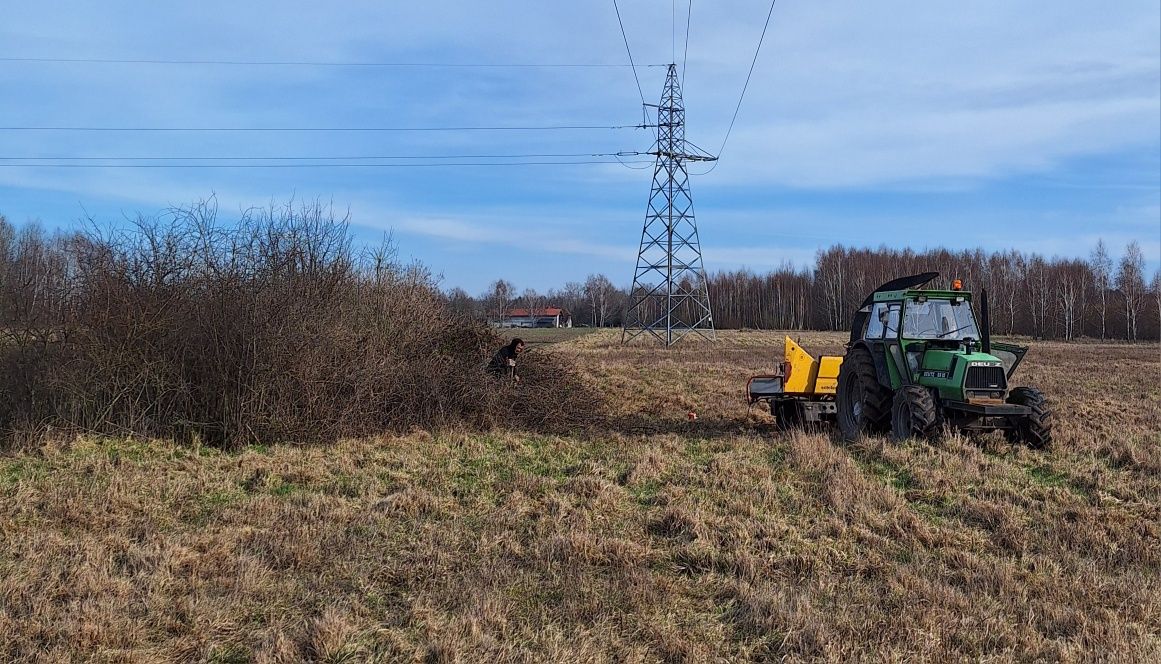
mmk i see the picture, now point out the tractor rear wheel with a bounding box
[890,386,939,442]
[836,346,892,441]
[1005,387,1053,449]
[772,398,802,432]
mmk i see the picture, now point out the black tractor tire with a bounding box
[836,346,892,441]
[1005,387,1053,449]
[772,399,802,432]
[890,385,939,442]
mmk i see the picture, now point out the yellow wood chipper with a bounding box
[747,336,843,430]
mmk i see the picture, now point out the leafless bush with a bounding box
[0,201,601,449]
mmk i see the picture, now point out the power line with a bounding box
[614,154,654,170]
[0,56,668,68]
[681,0,693,89]
[0,159,654,169]
[612,0,646,110]
[0,151,644,161]
[0,124,644,133]
[713,0,777,160]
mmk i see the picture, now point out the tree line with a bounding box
[457,241,1161,341]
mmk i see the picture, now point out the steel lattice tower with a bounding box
[622,64,717,345]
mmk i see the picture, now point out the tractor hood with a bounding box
[923,349,1004,371]
[920,342,1029,382]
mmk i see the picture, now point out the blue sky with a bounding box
[2,1,1158,293]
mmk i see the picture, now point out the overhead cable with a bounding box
[612,0,647,111]
[714,0,776,160]
[0,56,668,68]
[682,0,693,88]
[615,154,654,170]
[0,124,644,133]
[0,151,644,161]
[0,159,654,169]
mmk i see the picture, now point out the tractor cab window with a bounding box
[865,302,901,339]
[885,304,900,337]
[902,297,980,340]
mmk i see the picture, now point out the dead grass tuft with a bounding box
[648,506,708,543]
[376,487,442,518]
[311,609,366,662]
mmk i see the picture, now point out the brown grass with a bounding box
[495,327,600,346]
[2,331,1159,661]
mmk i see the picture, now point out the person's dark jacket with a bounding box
[488,344,519,378]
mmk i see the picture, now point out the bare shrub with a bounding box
[0,200,601,449]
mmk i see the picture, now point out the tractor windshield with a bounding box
[902,297,980,340]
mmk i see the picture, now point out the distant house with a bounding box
[492,307,572,328]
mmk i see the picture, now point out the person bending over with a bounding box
[488,337,525,383]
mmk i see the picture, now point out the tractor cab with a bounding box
[899,293,978,343]
[870,290,980,348]
[860,284,1029,390]
[865,288,1006,402]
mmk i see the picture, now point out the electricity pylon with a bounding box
[622,63,717,346]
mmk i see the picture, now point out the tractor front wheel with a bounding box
[836,346,891,441]
[891,386,939,442]
[1005,387,1053,449]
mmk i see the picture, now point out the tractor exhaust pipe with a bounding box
[981,289,992,355]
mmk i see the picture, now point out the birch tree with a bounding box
[1116,241,1146,341]
[1090,240,1112,339]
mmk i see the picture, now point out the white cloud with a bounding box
[387,214,635,262]
[3,0,1157,194]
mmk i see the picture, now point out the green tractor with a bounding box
[836,273,1052,447]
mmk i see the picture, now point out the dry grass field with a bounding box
[2,331,1159,662]
[496,327,599,345]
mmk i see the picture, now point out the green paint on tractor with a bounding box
[836,273,1053,447]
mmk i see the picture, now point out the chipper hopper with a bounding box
[748,273,1052,448]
